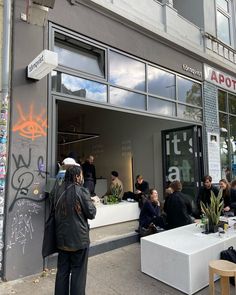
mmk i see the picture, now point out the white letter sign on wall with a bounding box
[27,50,58,80]
[204,64,236,93]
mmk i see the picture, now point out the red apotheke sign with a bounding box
[204,64,236,93]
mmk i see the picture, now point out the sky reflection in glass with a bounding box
[110,87,146,110]
[55,43,105,77]
[217,11,230,45]
[148,96,176,116]
[216,0,228,12]
[148,66,175,99]
[177,77,202,107]
[109,51,145,91]
[61,74,107,102]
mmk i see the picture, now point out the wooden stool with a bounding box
[209,260,236,295]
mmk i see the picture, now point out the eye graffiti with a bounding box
[13,104,47,140]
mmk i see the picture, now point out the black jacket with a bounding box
[135,180,149,195]
[139,200,160,228]
[82,161,96,184]
[55,183,96,251]
[196,185,219,216]
[165,191,193,229]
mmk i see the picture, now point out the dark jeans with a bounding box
[84,180,95,196]
[54,248,89,295]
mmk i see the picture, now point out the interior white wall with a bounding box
[58,102,189,200]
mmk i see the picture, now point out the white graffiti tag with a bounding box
[10,210,34,254]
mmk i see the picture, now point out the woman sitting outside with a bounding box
[230,180,236,215]
[219,179,235,216]
[165,180,193,229]
[139,189,164,236]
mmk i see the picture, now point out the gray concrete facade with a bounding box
[1,0,236,281]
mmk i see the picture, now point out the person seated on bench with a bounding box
[123,175,149,208]
[105,171,124,201]
[165,180,194,229]
[139,188,164,236]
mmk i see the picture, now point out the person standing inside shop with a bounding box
[134,175,149,208]
[196,175,219,217]
[82,155,96,196]
[54,166,96,295]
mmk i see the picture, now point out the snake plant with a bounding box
[200,188,224,227]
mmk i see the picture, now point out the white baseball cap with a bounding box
[62,157,80,166]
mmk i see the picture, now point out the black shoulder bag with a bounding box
[42,185,72,258]
[220,246,236,285]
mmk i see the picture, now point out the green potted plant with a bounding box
[200,189,224,233]
[104,184,122,205]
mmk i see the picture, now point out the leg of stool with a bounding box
[209,267,215,295]
[234,274,236,295]
[220,276,230,295]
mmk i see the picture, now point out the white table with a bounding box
[89,201,139,228]
[141,223,236,294]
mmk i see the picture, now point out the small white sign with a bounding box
[207,132,221,183]
[27,49,58,80]
[204,64,236,93]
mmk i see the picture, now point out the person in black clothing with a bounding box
[163,187,173,214]
[230,180,236,215]
[165,180,193,229]
[139,188,164,232]
[196,175,219,217]
[219,178,231,211]
[82,155,96,196]
[54,166,96,295]
[134,175,149,209]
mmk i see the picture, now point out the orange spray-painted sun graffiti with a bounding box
[13,104,47,140]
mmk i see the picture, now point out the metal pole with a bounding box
[0,0,12,278]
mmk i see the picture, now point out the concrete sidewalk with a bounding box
[0,243,221,295]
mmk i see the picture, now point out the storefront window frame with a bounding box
[49,25,203,124]
[51,28,108,82]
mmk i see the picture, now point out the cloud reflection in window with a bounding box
[109,51,145,91]
[148,66,176,99]
[110,87,146,110]
[61,74,107,103]
[148,96,176,116]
